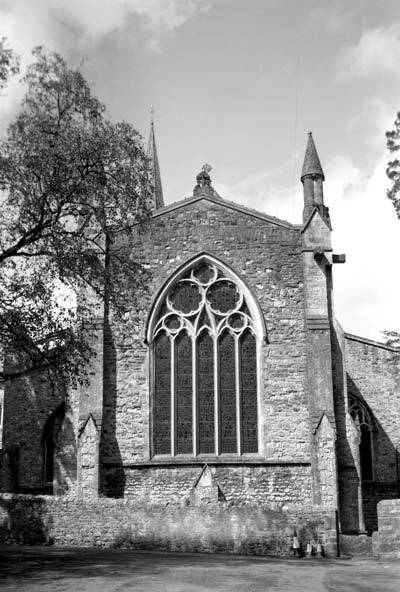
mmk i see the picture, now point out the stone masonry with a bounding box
[1,132,400,556]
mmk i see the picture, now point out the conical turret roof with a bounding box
[147,115,164,210]
[301,132,324,181]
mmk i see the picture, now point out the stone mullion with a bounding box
[192,334,197,456]
[235,333,241,456]
[171,334,176,456]
[214,333,219,456]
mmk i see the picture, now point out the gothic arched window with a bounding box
[150,258,262,457]
[348,394,374,481]
[42,403,65,485]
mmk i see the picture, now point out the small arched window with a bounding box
[348,394,374,481]
[42,403,65,485]
[150,258,262,457]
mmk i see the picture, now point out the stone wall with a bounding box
[102,199,310,470]
[0,493,337,557]
[345,335,400,531]
[332,329,400,533]
[0,358,78,494]
[0,197,324,511]
[103,463,313,506]
[372,499,400,559]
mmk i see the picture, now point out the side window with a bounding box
[42,403,65,485]
[150,259,261,457]
[348,394,374,481]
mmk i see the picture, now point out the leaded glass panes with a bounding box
[197,332,215,454]
[165,315,181,331]
[240,330,258,453]
[169,282,201,314]
[154,332,171,454]
[360,425,373,481]
[151,259,260,457]
[193,263,216,284]
[207,280,240,314]
[175,332,193,454]
[219,331,237,453]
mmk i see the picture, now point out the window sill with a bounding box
[104,456,311,469]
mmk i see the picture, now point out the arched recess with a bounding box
[148,254,265,457]
[42,402,65,487]
[348,394,374,481]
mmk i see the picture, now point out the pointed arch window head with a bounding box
[150,257,262,457]
[348,394,374,481]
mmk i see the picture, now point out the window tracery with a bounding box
[348,394,374,481]
[151,259,260,456]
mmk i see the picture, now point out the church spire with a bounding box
[147,107,164,210]
[301,132,326,223]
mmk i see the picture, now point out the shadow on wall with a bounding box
[331,329,361,533]
[0,364,76,496]
[48,403,77,496]
[101,317,125,497]
[0,495,53,545]
[110,505,333,557]
[347,375,400,533]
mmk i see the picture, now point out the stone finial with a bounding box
[193,163,222,198]
[196,163,212,186]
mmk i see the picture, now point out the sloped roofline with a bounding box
[151,193,300,230]
[345,332,399,352]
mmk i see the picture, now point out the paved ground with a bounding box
[0,545,400,592]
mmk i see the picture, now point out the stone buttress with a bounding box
[301,133,338,510]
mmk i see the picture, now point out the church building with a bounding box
[1,125,399,552]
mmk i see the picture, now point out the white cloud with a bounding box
[346,96,395,150]
[216,156,303,225]
[327,153,400,341]
[52,0,211,48]
[1,0,211,56]
[337,24,400,78]
[310,4,356,34]
[0,0,211,128]
[217,149,400,342]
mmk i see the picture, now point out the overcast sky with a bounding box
[1,0,400,341]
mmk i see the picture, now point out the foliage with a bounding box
[386,112,400,217]
[381,330,400,349]
[384,118,400,345]
[0,47,152,383]
[0,38,19,89]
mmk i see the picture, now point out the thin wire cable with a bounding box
[292,56,300,221]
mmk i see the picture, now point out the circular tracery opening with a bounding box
[164,314,182,332]
[228,312,246,330]
[192,262,217,285]
[206,279,241,314]
[168,280,202,315]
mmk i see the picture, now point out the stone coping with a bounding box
[103,458,312,469]
[345,332,399,352]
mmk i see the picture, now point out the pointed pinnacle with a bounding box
[301,132,325,181]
